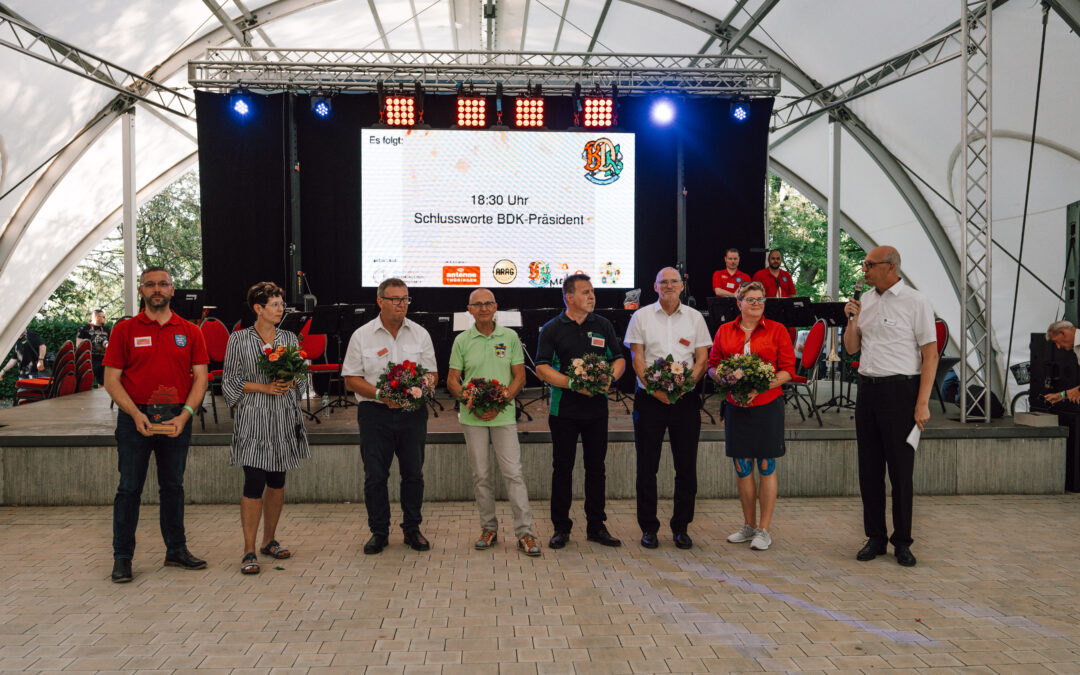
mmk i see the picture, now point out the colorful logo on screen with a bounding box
[528,261,551,287]
[598,262,621,285]
[582,138,624,186]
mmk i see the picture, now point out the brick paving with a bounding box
[1,495,1079,673]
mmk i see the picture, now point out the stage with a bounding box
[0,387,1066,505]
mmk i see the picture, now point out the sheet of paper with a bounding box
[906,424,921,452]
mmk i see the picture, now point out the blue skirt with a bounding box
[724,396,786,459]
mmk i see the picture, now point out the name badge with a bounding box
[679,337,691,347]
[883,317,898,327]
[590,336,606,348]
[727,282,735,289]
[134,336,152,348]
[377,347,389,357]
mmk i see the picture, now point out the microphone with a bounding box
[848,278,865,321]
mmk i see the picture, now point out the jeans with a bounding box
[113,406,193,559]
[357,402,427,536]
[548,414,609,533]
[632,390,701,534]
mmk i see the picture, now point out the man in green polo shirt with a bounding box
[447,288,540,556]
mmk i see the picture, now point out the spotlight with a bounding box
[230,91,251,117]
[456,95,487,127]
[515,97,544,128]
[731,101,750,122]
[583,96,615,128]
[384,94,416,127]
[311,95,331,119]
[650,98,675,126]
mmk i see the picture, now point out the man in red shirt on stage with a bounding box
[752,249,797,298]
[712,248,751,297]
[103,266,210,583]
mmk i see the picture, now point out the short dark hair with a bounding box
[726,248,740,256]
[768,248,782,256]
[377,278,407,297]
[93,308,105,315]
[563,273,591,296]
[140,266,171,282]
[246,281,285,311]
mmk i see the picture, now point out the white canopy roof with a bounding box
[1,0,1078,401]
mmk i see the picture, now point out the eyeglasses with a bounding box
[657,280,682,286]
[140,281,172,289]
[740,297,765,305]
[861,260,889,268]
[380,296,411,306]
[468,301,496,309]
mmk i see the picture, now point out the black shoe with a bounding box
[586,526,622,547]
[163,548,206,569]
[363,534,389,555]
[856,539,887,561]
[403,530,431,551]
[548,531,570,549]
[673,533,693,550]
[640,531,659,549]
[111,558,132,583]
[895,546,917,567]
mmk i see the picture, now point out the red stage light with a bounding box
[384,95,416,127]
[515,97,544,127]
[456,96,486,127]
[583,97,615,128]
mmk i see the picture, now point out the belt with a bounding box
[859,374,918,384]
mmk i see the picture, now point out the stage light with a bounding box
[311,95,331,119]
[384,95,416,127]
[582,96,615,128]
[650,98,675,126]
[731,101,750,122]
[515,96,544,127]
[456,95,487,127]
[230,92,251,117]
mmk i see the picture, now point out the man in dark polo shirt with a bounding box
[536,274,626,549]
[102,266,210,583]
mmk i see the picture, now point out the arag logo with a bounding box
[582,137,624,186]
[492,259,517,284]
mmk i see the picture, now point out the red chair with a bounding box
[199,318,230,424]
[75,367,95,393]
[785,319,827,426]
[55,367,78,397]
[299,332,342,417]
[16,340,74,397]
[932,318,949,412]
[17,360,75,404]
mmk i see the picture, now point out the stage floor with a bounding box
[0,495,1078,672]
[0,386,1057,446]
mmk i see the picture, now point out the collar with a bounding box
[373,316,415,335]
[558,311,594,324]
[135,310,181,326]
[651,300,684,315]
[873,278,906,297]
[729,316,770,333]
[465,322,505,339]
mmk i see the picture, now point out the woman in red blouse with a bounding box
[707,281,795,551]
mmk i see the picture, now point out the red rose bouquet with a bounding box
[568,352,614,396]
[376,360,434,411]
[459,378,511,417]
[642,354,695,402]
[257,344,309,381]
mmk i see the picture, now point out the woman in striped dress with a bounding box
[222,282,310,574]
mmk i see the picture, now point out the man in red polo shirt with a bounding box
[103,266,210,583]
[712,248,751,297]
[752,249,797,298]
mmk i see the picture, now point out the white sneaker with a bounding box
[750,529,772,550]
[727,524,757,543]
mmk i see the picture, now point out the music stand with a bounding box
[173,289,205,322]
[406,311,453,417]
[811,302,856,411]
[278,310,318,422]
[812,302,849,327]
[516,309,558,417]
[309,304,370,415]
[706,297,739,328]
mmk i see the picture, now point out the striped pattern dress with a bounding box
[222,327,310,471]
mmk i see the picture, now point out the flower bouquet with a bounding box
[712,353,775,406]
[257,344,309,382]
[459,378,511,417]
[642,354,695,402]
[568,352,614,396]
[376,360,434,411]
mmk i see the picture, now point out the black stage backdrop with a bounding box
[196,91,772,325]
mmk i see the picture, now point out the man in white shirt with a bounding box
[844,246,937,568]
[342,278,438,555]
[1044,320,1080,405]
[624,267,712,550]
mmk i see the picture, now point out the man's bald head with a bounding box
[469,288,495,304]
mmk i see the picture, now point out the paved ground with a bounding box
[1,495,1079,674]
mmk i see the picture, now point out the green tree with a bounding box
[766,174,865,300]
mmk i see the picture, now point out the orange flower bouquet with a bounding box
[257,344,309,381]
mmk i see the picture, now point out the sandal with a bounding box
[241,552,260,574]
[260,540,291,559]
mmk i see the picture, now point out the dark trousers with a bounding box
[854,377,918,548]
[548,414,608,533]
[357,402,427,536]
[113,407,193,559]
[632,390,701,534]
[91,356,105,386]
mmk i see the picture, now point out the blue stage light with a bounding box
[312,95,331,118]
[231,95,250,117]
[650,98,675,126]
[731,102,749,122]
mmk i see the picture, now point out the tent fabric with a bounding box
[1,0,1078,402]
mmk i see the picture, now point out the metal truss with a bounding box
[0,11,195,119]
[772,25,963,131]
[187,48,781,96]
[960,0,993,423]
